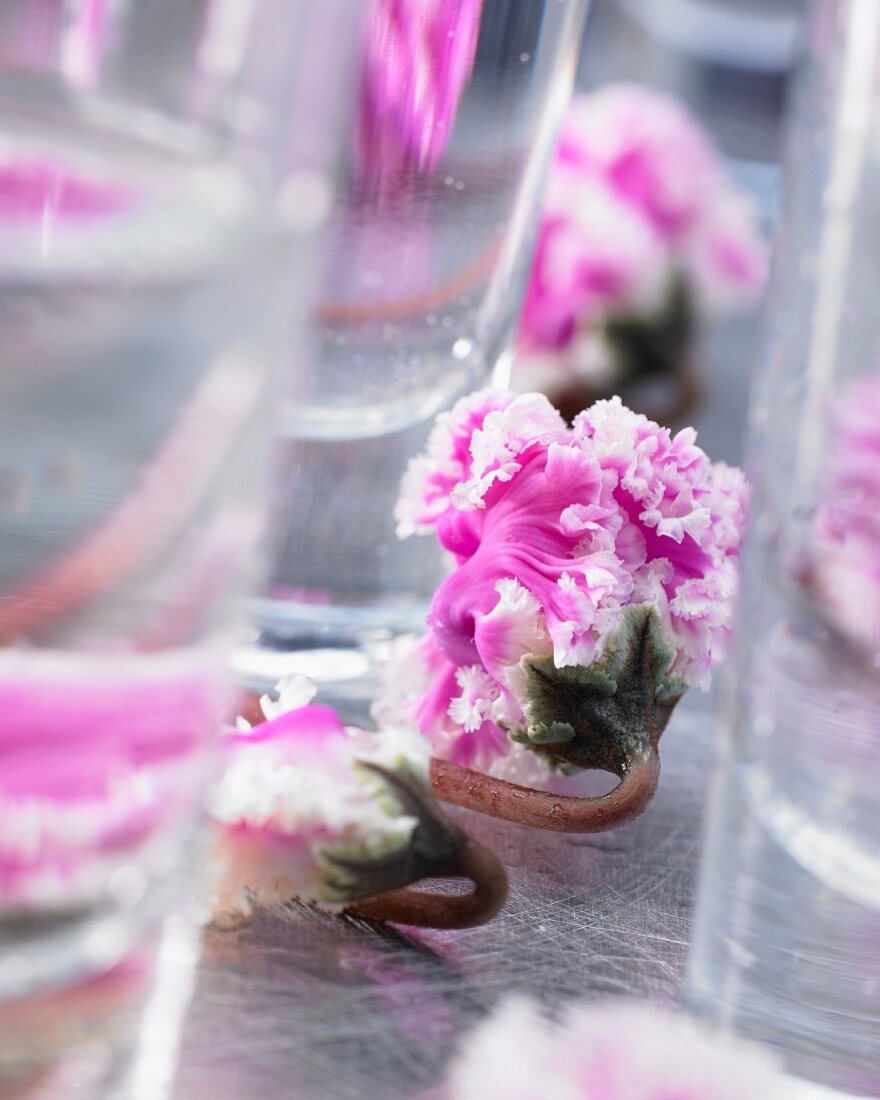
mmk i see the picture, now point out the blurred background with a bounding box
[577,0,790,467]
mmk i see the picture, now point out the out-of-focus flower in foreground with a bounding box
[516,84,767,407]
[0,654,218,909]
[441,998,786,1100]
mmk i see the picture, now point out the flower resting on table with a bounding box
[208,676,507,930]
[515,84,767,418]
[441,997,785,1100]
[379,389,748,830]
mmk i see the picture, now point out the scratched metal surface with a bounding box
[175,688,712,1100]
[170,2,788,1094]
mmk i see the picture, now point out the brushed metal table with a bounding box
[175,687,714,1100]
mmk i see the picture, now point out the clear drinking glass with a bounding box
[685,2,880,1095]
[245,0,590,707]
[0,0,342,1038]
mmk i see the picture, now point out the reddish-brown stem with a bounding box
[429,748,661,833]
[345,836,508,930]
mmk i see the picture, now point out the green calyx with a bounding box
[316,762,466,905]
[511,604,687,775]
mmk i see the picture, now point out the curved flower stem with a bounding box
[345,836,508,930]
[429,747,660,833]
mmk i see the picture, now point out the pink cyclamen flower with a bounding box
[813,373,880,656]
[518,84,767,363]
[209,676,431,925]
[519,175,669,355]
[356,0,483,195]
[442,998,785,1100]
[559,85,724,241]
[383,390,747,775]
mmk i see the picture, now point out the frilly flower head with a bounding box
[209,676,432,922]
[517,84,766,386]
[812,372,880,657]
[442,998,785,1100]
[385,389,747,775]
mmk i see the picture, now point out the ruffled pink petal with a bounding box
[474,578,550,684]
[450,393,567,510]
[396,389,518,537]
[429,439,632,672]
[224,705,351,785]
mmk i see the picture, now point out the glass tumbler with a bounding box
[245,0,590,708]
[686,2,880,1096]
[0,0,344,1041]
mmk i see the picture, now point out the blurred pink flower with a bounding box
[0,653,221,908]
[384,389,747,771]
[520,177,668,353]
[559,84,723,241]
[683,188,769,315]
[0,157,130,222]
[357,0,483,194]
[442,998,785,1100]
[517,84,767,366]
[813,374,880,656]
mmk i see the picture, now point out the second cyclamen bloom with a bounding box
[209,676,507,930]
[382,390,746,823]
[515,84,767,421]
